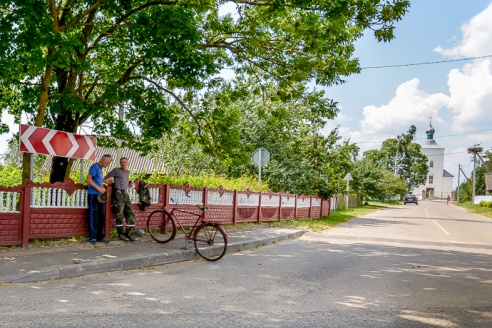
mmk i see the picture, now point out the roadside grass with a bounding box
[453,202,492,219]
[0,236,88,251]
[0,201,397,251]
[231,201,398,232]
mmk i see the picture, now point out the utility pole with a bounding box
[457,164,461,203]
[467,145,483,204]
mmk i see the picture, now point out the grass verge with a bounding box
[225,201,397,232]
[453,202,492,219]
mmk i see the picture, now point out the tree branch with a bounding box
[137,76,217,143]
[87,1,177,52]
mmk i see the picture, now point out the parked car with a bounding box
[404,194,418,205]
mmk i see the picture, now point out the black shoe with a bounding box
[89,239,96,245]
[119,235,130,242]
[99,238,110,244]
[128,235,137,242]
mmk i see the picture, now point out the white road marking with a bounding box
[425,206,451,236]
[432,220,450,236]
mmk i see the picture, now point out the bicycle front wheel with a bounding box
[194,223,228,261]
[147,210,176,243]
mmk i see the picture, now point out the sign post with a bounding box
[252,148,270,190]
[343,172,353,210]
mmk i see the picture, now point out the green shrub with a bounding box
[145,172,268,191]
[479,201,492,208]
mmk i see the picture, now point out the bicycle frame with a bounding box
[165,205,208,241]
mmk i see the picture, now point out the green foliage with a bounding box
[136,75,360,196]
[479,201,492,208]
[365,125,428,193]
[0,0,410,182]
[456,151,492,202]
[146,172,265,192]
[0,165,23,187]
[352,156,406,200]
[457,179,472,202]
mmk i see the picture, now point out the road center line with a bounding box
[432,220,451,236]
[425,206,451,236]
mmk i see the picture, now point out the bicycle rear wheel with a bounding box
[194,223,228,261]
[147,210,176,243]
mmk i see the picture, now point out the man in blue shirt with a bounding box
[86,154,113,244]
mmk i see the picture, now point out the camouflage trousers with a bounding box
[112,189,136,237]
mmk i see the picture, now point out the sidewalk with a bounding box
[0,228,305,284]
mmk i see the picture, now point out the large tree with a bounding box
[351,156,406,201]
[148,74,357,195]
[363,125,428,193]
[0,0,410,184]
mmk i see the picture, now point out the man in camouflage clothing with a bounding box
[105,157,136,241]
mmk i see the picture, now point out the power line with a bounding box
[361,55,492,70]
[355,128,492,145]
[414,128,492,141]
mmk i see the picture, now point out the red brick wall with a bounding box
[29,208,88,238]
[0,214,22,246]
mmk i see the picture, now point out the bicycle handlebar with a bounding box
[169,197,208,211]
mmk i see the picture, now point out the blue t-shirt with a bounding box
[87,163,103,195]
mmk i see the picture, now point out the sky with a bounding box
[323,0,492,189]
[2,1,492,190]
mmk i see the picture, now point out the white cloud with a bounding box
[433,2,492,148]
[361,79,447,133]
[434,2,492,58]
[353,78,448,140]
[447,59,492,135]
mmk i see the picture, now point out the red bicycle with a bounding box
[146,198,228,261]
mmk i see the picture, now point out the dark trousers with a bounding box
[112,189,136,236]
[88,194,106,241]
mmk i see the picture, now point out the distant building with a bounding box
[411,122,454,200]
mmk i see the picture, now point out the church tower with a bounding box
[411,121,454,199]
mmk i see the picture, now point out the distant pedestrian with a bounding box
[86,154,113,245]
[446,195,451,205]
[106,157,137,242]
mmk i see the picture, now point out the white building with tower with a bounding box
[411,122,454,200]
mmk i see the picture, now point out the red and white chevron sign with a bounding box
[19,124,97,160]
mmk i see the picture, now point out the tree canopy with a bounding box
[146,75,359,196]
[358,125,428,195]
[351,156,406,201]
[0,0,410,183]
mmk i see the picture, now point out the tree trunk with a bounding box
[21,49,54,185]
[21,153,31,185]
[49,157,69,183]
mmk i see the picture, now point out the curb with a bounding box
[1,230,305,284]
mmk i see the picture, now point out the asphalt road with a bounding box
[1,201,491,327]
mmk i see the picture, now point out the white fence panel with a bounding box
[474,195,492,204]
[0,191,20,212]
